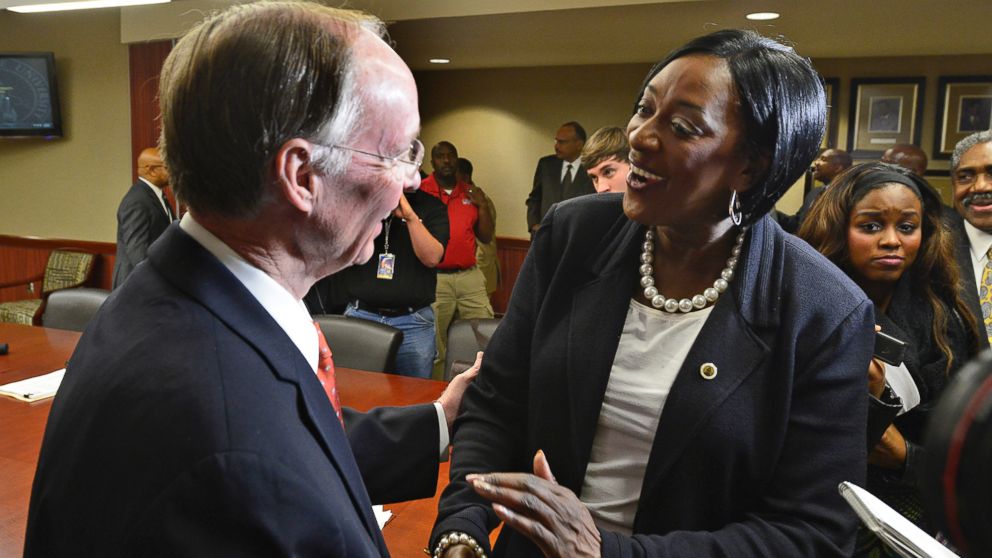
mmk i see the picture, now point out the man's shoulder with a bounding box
[537,154,560,167]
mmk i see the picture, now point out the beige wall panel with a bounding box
[0,9,130,242]
[416,64,650,238]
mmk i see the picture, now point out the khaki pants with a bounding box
[432,266,493,378]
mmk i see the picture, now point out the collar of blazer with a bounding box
[580,211,784,330]
[145,225,383,541]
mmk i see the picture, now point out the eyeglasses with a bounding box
[953,168,992,187]
[328,139,424,177]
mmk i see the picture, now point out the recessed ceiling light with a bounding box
[7,0,168,12]
[429,58,450,64]
[746,12,780,21]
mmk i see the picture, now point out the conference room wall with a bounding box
[0,9,131,243]
[417,54,992,236]
[415,63,651,239]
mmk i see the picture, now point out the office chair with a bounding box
[41,288,111,332]
[313,314,404,373]
[444,317,501,380]
[0,250,95,326]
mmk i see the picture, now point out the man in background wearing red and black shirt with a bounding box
[420,141,495,377]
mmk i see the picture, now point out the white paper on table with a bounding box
[0,368,66,402]
[839,482,959,558]
[373,505,392,529]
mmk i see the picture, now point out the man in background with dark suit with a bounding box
[111,147,174,289]
[525,121,594,234]
[947,130,992,350]
[26,3,475,556]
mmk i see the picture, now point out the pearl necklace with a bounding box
[639,227,747,313]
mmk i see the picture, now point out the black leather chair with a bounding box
[313,314,404,373]
[41,287,110,332]
[444,317,501,380]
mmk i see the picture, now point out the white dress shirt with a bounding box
[179,214,449,456]
[560,157,582,182]
[138,177,172,220]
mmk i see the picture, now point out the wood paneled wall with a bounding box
[0,236,116,303]
[128,41,173,180]
[0,234,530,311]
[492,237,530,315]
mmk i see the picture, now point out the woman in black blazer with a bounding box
[431,30,874,558]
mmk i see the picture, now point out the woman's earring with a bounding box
[728,190,743,226]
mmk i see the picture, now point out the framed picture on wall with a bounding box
[821,77,840,149]
[933,76,992,160]
[847,77,925,157]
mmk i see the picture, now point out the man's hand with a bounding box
[466,184,488,208]
[466,451,601,558]
[392,194,416,221]
[436,351,481,433]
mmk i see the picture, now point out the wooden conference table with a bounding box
[0,322,454,557]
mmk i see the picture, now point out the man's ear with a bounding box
[273,138,318,212]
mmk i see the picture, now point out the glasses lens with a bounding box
[409,139,424,167]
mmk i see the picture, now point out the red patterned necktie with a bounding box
[313,322,344,428]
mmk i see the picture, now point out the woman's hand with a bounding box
[868,424,908,469]
[466,450,600,558]
[868,357,886,398]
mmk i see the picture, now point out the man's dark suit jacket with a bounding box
[433,194,873,557]
[26,225,440,557]
[112,180,173,289]
[525,154,594,231]
[945,209,990,349]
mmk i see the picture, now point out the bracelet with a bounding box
[432,531,486,558]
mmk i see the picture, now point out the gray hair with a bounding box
[951,130,992,171]
[159,1,385,218]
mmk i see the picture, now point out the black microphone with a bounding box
[0,343,8,355]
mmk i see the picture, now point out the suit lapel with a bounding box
[948,212,987,347]
[565,216,643,486]
[147,226,385,547]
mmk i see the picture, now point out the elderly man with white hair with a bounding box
[26,3,476,556]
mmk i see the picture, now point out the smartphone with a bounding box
[873,330,907,367]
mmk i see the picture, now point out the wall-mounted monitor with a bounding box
[0,52,63,139]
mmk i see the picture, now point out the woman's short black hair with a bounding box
[637,29,826,225]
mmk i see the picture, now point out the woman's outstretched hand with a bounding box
[467,450,601,558]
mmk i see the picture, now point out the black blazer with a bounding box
[525,154,594,230]
[26,225,440,557]
[945,210,989,349]
[112,180,173,289]
[433,194,873,557]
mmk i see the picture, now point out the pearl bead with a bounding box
[638,227,745,313]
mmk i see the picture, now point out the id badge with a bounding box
[376,253,395,280]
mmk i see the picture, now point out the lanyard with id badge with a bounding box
[376,217,395,280]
